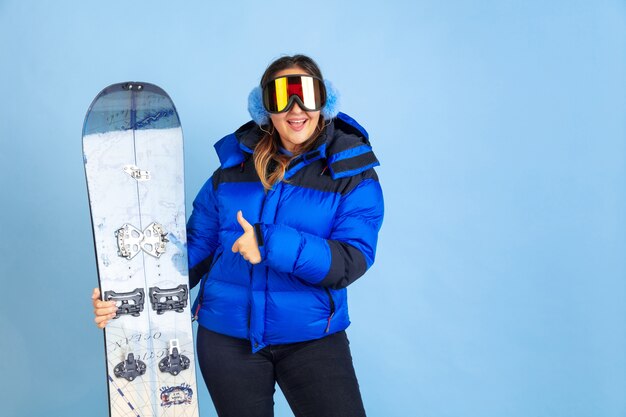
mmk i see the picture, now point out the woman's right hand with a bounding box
[91,287,118,329]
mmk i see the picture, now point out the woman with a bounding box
[93,54,384,417]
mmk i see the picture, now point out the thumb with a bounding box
[237,210,253,231]
[92,287,101,301]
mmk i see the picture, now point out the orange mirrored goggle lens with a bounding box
[262,75,326,113]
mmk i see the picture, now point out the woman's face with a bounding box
[268,66,321,153]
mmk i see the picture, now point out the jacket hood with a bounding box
[213,112,379,180]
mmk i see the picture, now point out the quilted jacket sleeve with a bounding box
[186,175,220,289]
[258,176,384,289]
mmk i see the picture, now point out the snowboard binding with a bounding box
[114,353,147,382]
[149,285,188,314]
[115,222,169,260]
[159,339,191,376]
[104,288,145,318]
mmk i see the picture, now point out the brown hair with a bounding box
[254,55,325,191]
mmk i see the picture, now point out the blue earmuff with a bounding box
[248,80,340,126]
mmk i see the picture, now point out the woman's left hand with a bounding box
[231,210,262,264]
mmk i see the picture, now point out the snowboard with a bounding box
[82,82,199,417]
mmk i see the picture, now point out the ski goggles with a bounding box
[262,75,327,113]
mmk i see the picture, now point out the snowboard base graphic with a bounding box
[83,82,199,417]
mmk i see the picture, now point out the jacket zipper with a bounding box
[193,251,222,321]
[324,288,335,333]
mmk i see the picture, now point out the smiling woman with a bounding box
[92,54,384,417]
[249,55,340,191]
[267,69,322,153]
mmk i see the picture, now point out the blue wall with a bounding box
[1,1,624,416]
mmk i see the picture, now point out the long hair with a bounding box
[254,55,325,191]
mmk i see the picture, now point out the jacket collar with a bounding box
[214,112,379,179]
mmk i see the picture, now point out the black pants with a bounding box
[196,326,367,417]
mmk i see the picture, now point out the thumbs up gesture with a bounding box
[231,210,262,264]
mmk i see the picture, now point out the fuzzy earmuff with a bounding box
[248,80,340,126]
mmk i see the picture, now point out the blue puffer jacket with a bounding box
[187,113,384,352]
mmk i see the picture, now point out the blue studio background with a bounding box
[1,1,624,416]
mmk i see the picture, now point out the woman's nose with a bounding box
[289,102,304,113]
